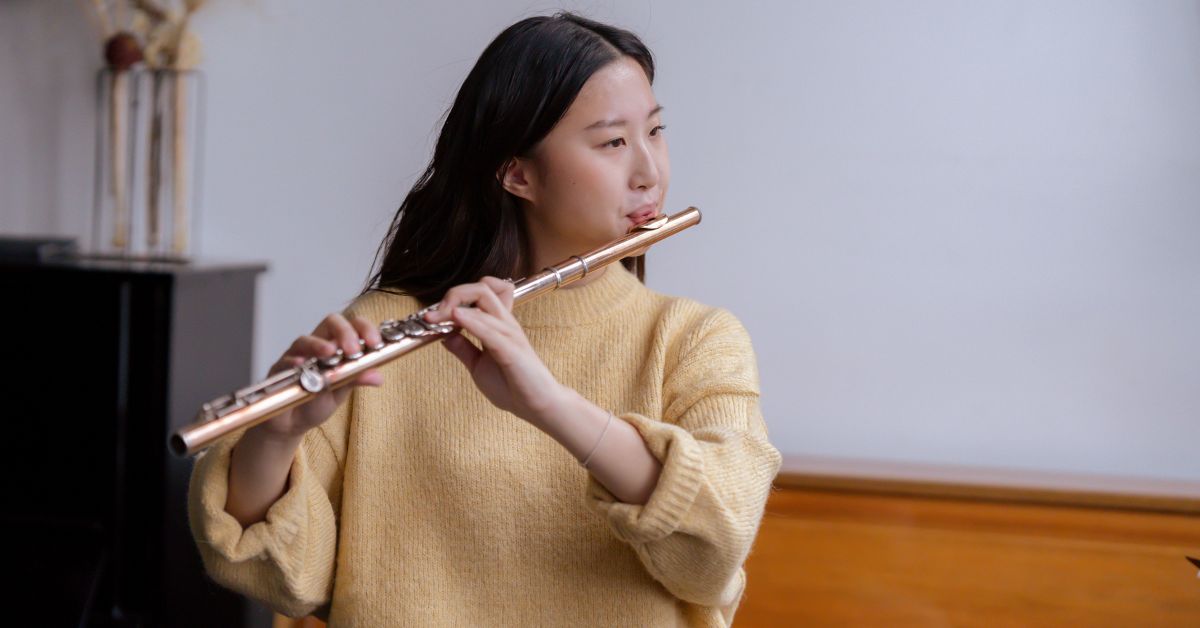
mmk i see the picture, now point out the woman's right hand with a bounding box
[249,312,385,441]
[227,312,383,526]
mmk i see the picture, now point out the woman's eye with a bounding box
[603,126,665,148]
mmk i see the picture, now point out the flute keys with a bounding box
[318,348,344,368]
[401,318,428,336]
[345,339,365,361]
[298,362,326,393]
[380,319,405,343]
[380,315,451,341]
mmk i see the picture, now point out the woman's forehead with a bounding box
[562,58,658,129]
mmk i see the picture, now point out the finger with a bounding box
[352,368,383,387]
[286,335,339,359]
[438,284,478,313]
[331,367,384,405]
[268,354,305,376]
[427,283,510,323]
[450,306,518,363]
[314,313,362,356]
[479,276,515,311]
[331,371,383,402]
[311,312,341,335]
[464,283,511,321]
[348,315,383,353]
[441,333,481,370]
[426,284,482,322]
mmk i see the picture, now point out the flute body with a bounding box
[169,207,702,456]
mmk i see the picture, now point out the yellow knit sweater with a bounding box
[188,261,782,627]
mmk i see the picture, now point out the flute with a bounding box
[169,206,702,457]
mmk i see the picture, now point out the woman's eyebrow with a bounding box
[584,105,665,130]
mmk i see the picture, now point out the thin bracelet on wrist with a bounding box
[580,411,615,469]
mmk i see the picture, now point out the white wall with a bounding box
[4,1,1198,481]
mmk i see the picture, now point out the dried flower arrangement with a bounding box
[81,0,207,258]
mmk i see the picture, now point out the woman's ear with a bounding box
[499,157,537,204]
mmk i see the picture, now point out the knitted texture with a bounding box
[188,261,782,626]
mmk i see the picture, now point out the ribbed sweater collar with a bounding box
[512,261,644,328]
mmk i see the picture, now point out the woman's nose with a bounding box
[630,140,660,190]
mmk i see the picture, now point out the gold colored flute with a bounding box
[169,206,702,457]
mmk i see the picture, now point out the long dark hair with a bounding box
[362,12,655,305]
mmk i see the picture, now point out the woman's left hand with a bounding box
[423,276,567,426]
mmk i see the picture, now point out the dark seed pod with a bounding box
[104,32,144,71]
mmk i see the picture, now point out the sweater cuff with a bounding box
[188,435,315,565]
[584,412,705,544]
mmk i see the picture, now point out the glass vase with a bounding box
[92,68,205,261]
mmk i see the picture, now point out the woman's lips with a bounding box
[627,205,659,226]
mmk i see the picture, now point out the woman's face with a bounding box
[504,56,670,261]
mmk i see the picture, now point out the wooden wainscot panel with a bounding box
[735,455,1200,627]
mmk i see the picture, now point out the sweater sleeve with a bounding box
[584,307,782,610]
[186,390,352,619]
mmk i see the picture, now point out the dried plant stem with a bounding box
[132,0,168,23]
[110,70,129,250]
[172,75,189,256]
[147,72,163,249]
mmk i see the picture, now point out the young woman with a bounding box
[189,12,781,626]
